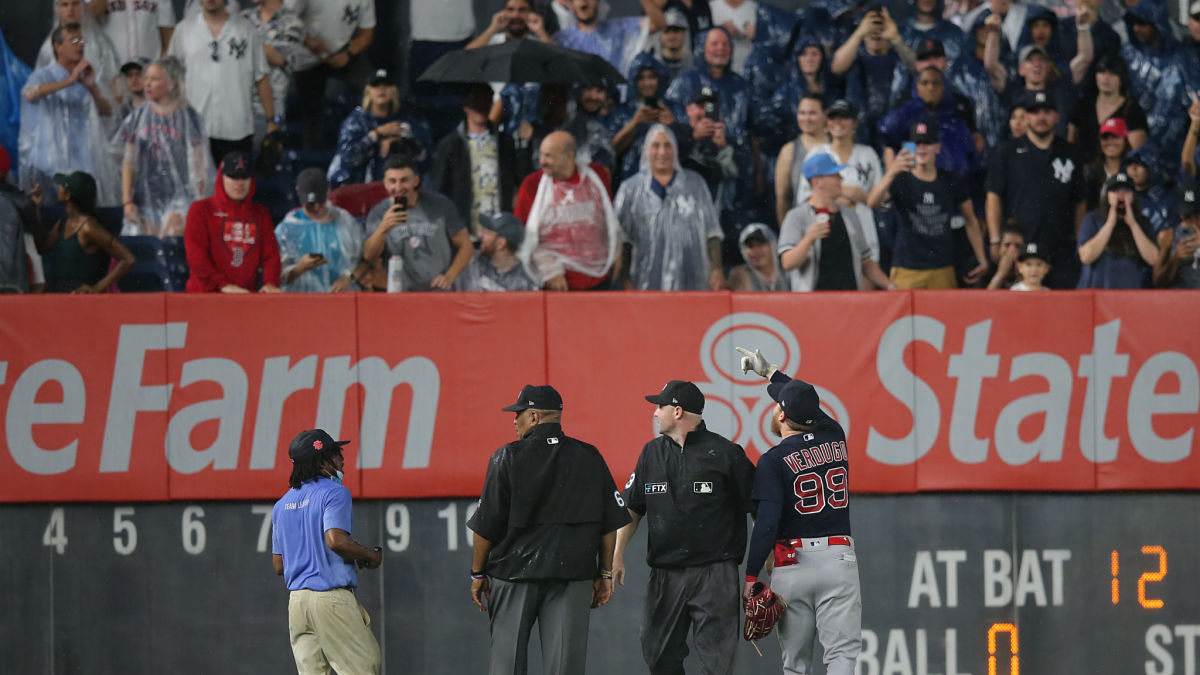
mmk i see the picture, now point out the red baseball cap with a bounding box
[1099,117,1128,138]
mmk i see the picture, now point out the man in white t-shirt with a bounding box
[708,0,756,74]
[169,0,276,163]
[89,0,176,63]
[293,0,375,149]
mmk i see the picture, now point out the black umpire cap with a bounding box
[768,378,821,426]
[645,380,705,414]
[502,385,564,412]
[288,429,350,462]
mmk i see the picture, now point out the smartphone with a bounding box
[394,196,408,210]
[307,252,325,259]
[704,99,721,122]
[902,142,917,155]
[645,95,659,109]
[866,2,884,12]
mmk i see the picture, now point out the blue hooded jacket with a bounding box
[1121,0,1198,176]
[898,0,966,68]
[879,79,979,174]
[947,9,1007,151]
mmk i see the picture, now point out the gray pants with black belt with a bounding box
[772,540,862,675]
[641,560,740,675]
[487,577,594,675]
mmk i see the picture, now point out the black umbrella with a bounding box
[417,39,627,86]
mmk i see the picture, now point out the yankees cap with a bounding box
[1017,88,1056,112]
[1178,179,1200,215]
[502,385,564,412]
[1018,241,1050,263]
[768,378,821,426]
[645,380,705,414]
[1105,172,1133,193]
[296,167,328,204]
[288,429,350,463]
[826,99,858,120]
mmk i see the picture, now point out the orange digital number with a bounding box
[1137,545,1166,610]
[987,623,1019,675]
[1110,550,1119,604]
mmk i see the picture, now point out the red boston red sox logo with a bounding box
[222,220,257,267]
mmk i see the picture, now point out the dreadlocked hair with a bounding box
[289,452,336,489]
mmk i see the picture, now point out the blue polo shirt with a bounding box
[272,477,357,591]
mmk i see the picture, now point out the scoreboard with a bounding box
[4,493,1198,674]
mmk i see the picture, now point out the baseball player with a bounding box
[613,380,756,674]
[735,347,862,675]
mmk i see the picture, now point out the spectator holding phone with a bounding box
[328,71,435,187]
[275,168,364,293]
[362,154,473,291]
[1153,178,1200,289]
[610,57,678,182]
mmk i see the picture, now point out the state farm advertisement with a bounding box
[1,291,1197,502]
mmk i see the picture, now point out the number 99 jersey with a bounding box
[749,412,851,540]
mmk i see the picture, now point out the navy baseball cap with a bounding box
[1018,89,1056,112]
[691,86,718,105]
[645,380,705,414]
[1178,179,1200,215]
[802,153,848,180]
[916,38,945,61]
[288,429,350,462]
[1018,241,1050,263]
[768,378,821,426]
[826,99,858,120]
[479,212,526,248]
[502,385,564,412]
[910,118,940,143]
[1123,146,1151,168]
[1105,172,1133,193]
[221,151,253,179]
[53,171,97,211]
[296,167,328,204]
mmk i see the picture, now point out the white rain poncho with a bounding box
[18,62,121,207]
[117,60,215,237]
[613,124,722,290]
[518,162,621,283]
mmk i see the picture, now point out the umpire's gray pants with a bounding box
[641,560,740,675]
[772,546,862,675]
[487,577,593,675]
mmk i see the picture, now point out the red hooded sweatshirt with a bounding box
[185,170,281,292]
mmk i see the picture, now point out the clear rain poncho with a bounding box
[517,161,621,283]
[37,10,122,103]
[117,59,215,237]
[614,124,722,290]
[274,205,364,293]
[18,62,121,207]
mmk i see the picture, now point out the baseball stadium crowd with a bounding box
[2,0,1200,295]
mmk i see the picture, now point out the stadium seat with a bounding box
[330,182,387,220]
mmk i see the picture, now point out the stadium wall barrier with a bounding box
[1,290,1198,502]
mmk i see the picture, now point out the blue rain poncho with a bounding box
[0,29,30,165]
[327,107,434,186]
[274,205,365,293]
[1120,1,1198,176]
[614,124,722,290]
[947,11,1007,152]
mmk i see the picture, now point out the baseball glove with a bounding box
[743,582,786,642]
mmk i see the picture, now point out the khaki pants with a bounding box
[889,265,957,289]
[288,588,380,675]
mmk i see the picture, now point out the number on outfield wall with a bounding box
[42,507,67,555]
[464,502,478,549]
[386,504,410,552]
[182,506,207,555]
[113,507,137,556]
[437,503,458,551]
[252,505,273,553]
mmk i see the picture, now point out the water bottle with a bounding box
[387,255,404,293]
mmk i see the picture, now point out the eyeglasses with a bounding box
[210,40,220,62]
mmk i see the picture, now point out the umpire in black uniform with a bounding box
[468,384,631,675]
[613,380,757,674]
